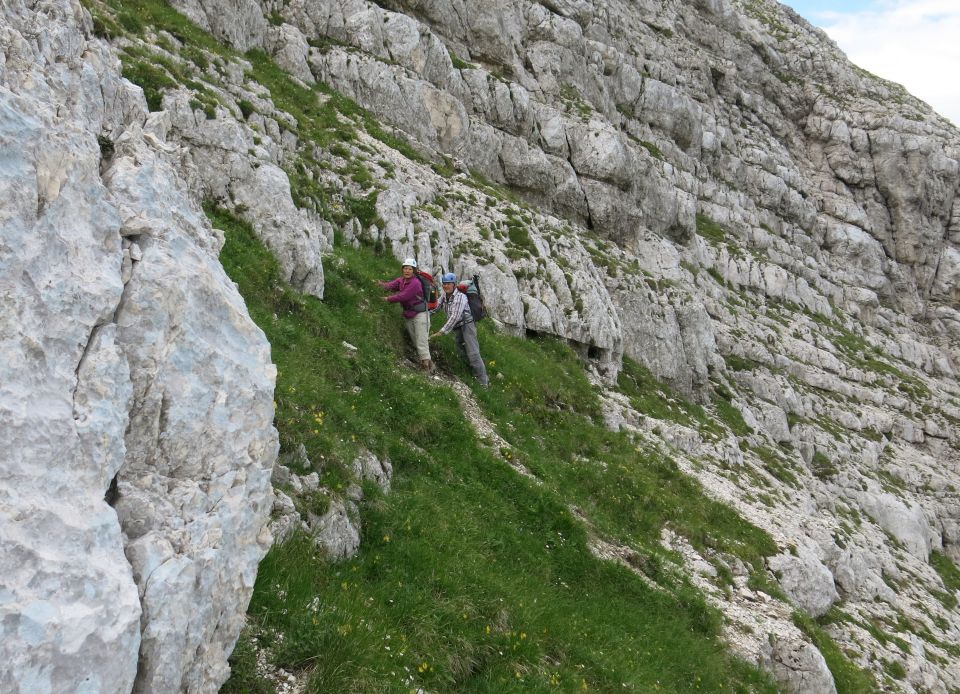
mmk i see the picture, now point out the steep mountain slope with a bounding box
[216,210,788,693]
[3,0,960,691]
[121,0,960,688]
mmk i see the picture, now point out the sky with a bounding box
[782,0,960,126]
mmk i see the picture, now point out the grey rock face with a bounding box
[1,2,278,693]
[171,0,267,51]
[106,130,278,693]
[352,449,394,493]
[270,490,306,544]
[163,92,327,298]
[0,3,143,692]
[855,487,938,560]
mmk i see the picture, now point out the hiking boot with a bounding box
[420,359,433,372]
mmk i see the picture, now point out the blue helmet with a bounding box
[441,272,457,283]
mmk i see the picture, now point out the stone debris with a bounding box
[254,635,306,694]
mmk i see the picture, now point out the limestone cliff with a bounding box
[3,0,960,691]
[1,2,277,692]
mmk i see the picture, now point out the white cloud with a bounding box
[814,0,960,126]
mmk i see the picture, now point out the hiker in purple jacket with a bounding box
[378,257,432,371]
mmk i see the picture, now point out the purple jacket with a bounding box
[383,276,424,318]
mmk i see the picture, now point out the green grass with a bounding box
[752,445,800,488]
[215,210,780,693]
[617,358,721,436]
[713,396,752,437]
[221,629,276,694]
[930,551,960,605]
[79,2,891,689]
[793,612,879,693]
[696,214,728,245]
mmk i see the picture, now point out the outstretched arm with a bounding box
[386,278,421,304]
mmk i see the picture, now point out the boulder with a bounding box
[767,549,839,618]
[106,128,278,694]
[352,449,394,493]
[761,635,837,694]
[309,500,361,560]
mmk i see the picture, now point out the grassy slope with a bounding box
[77,1,879,690]
[215,210,778,693]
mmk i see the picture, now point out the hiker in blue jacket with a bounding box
[430,273,489,387]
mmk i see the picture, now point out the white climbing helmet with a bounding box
[402,257,418,268]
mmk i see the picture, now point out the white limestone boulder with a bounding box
[768,549,839,618]
[761,635,837,694]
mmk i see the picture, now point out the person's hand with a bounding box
[383,296,391,302]
[430,332,441,339]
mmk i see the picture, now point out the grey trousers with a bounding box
[454,320,489,385]
[405,311,431,360]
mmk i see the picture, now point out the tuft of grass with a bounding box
[121,59,176,111]
[883,659,906,681]
[752,445,800,488]
[696,214,728,244]
[345,190,380,229]
[707,266,726,286]
[724,354,757,372]
[643,21,674,38]
[238,99,256,119]
[505,218,538,256]
[713,396,752,437]
[930,551,960,602]
[639,140,664,160]
[558,83,593,119]
[812,451,838,481]
[449,51,476,70]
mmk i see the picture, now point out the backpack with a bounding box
[414,270,440,313]
[457,274,486,322]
